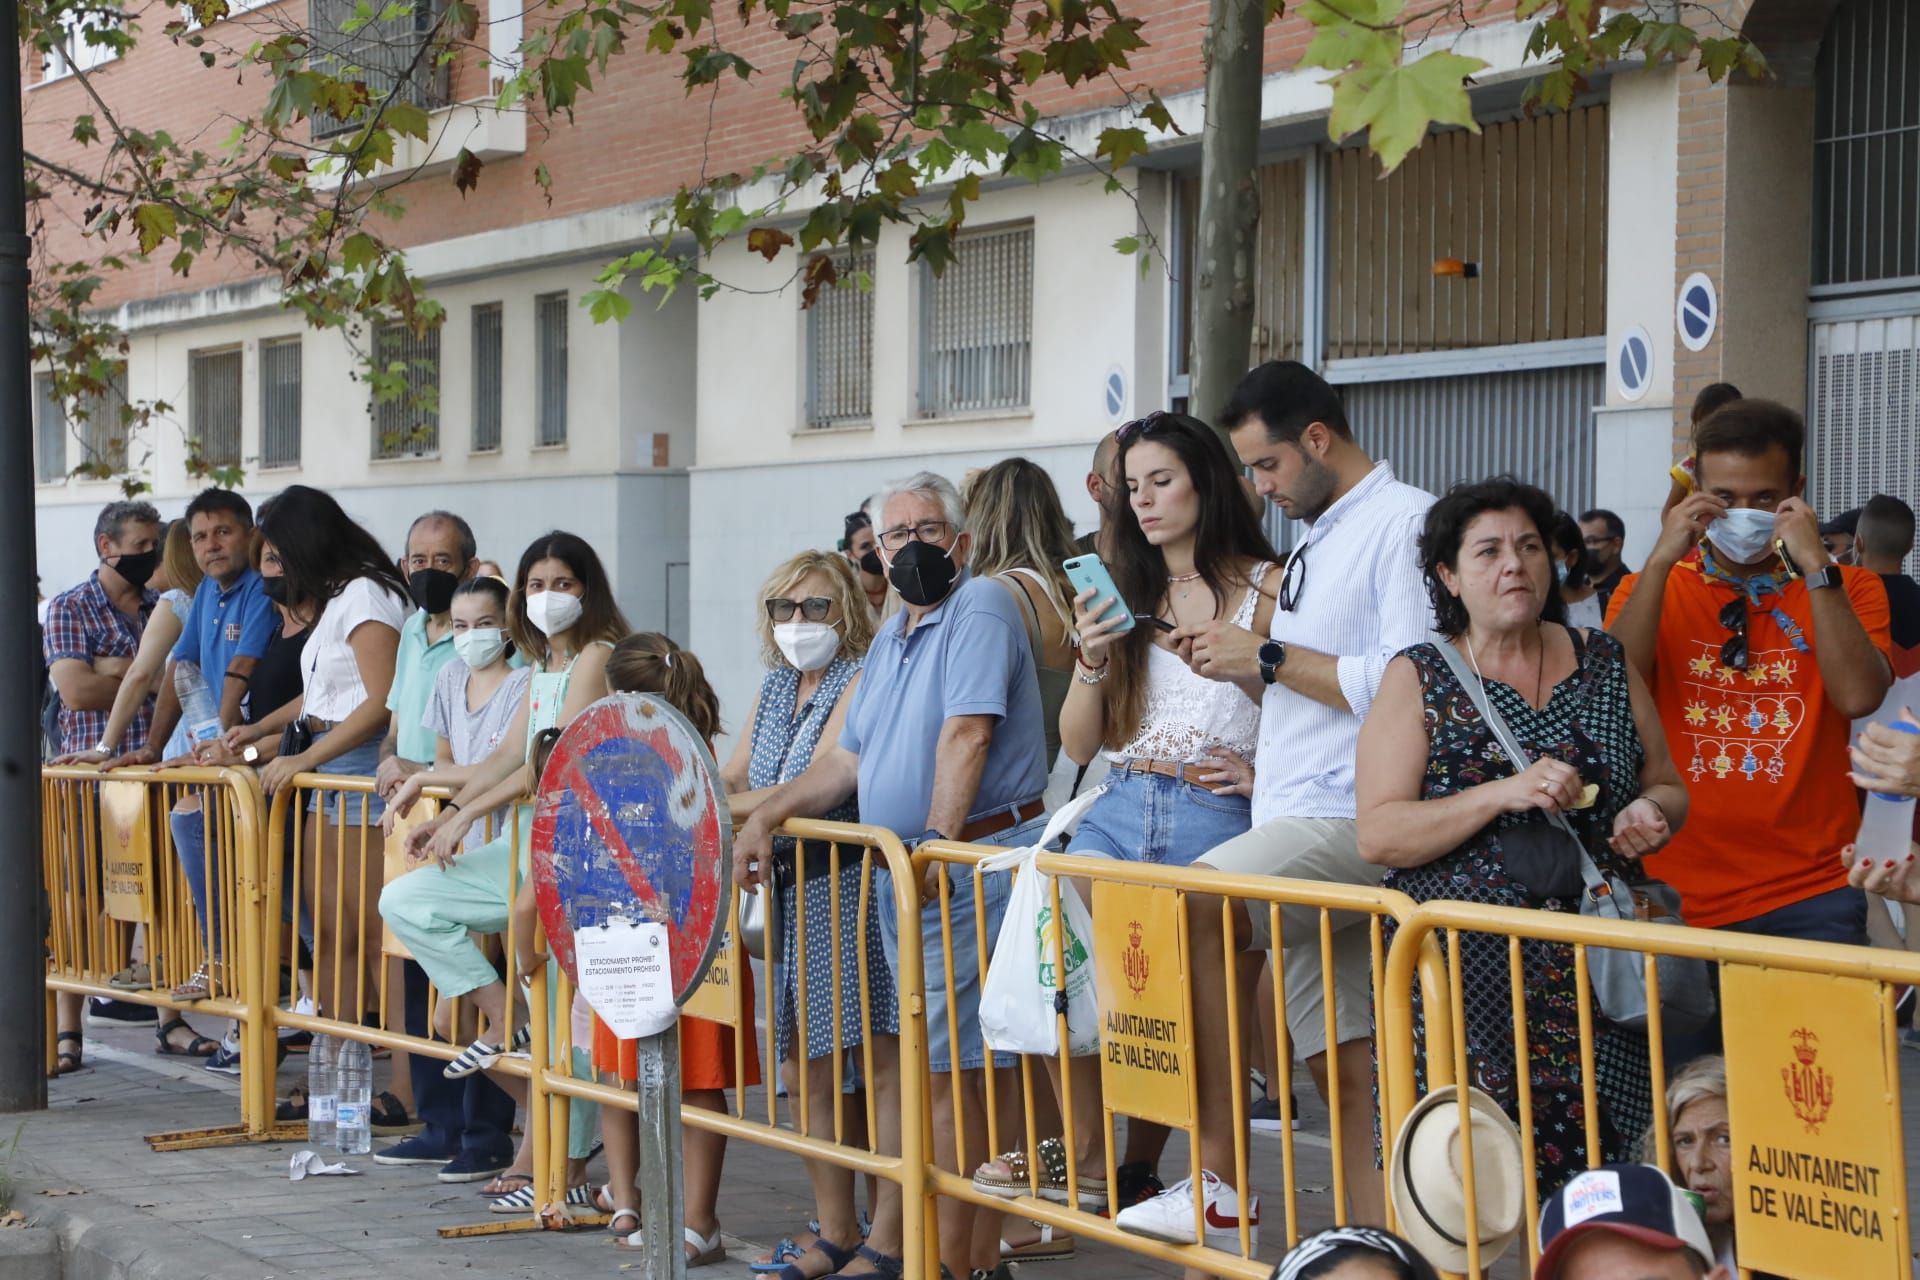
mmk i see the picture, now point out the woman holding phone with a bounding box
[972,410,1281,1214]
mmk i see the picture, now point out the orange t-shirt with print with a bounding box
[1605,561,1891,928]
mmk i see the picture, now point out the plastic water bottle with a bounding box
[1856,721,1920,866]
[334,1039,372,1155]
[306,1033,337,1148]
[174,661,222,749]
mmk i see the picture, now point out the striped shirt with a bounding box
[1254,461,1435,824]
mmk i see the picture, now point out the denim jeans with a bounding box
[170,805,219,960]
[1065,767,1252,866]
[404,960,515,1162]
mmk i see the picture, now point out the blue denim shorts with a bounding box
[1067,767,1252,866]
[875,812,1049,1074]
[305,732,386,826]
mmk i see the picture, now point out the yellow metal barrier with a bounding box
[913,840,1453,1279]
[1381,899,1920,1279]
[41,764,274,1147]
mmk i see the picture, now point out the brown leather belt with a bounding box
[1117,757,1215,789]
[303,716,342,733]
[958,798,1045,843]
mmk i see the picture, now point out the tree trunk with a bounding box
[1189,0,1265,436]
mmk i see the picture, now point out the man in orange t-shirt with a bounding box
[1608,399,1891,946]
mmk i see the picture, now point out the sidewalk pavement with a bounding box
[6,1014,1376,1279]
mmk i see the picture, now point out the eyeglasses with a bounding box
[876,520,954,552]
[1582,536,1619,549]
[766,596,834,623]
[1278,548,1308,612]
[1719,596,1747,671]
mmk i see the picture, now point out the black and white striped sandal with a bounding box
[444,1024,531,1079]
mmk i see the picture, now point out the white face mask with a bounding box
[1705,506,1777,565]
[524,590,584,638]
[774,620,842,672]
[454,627,507,671]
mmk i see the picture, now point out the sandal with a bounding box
[480,1172,532,1197]
[490,1183,538,1214]
[563,1183,600,1219]
[49,1030,84,1077]
[774,1235,860,1280]
[826,1245,904,1280]
[109,961,152,990]
[444,1024,531,1079]
[751,1238,808,1273]
[1000,1223,1074,1262]
[607,1208,640,1237]
[616,1222,727,1266]
[275,1085,309,1123]
[370,1091,417,1134]
[971,1136,1108,1211]
[155,1017,218,1057]
[171,966,213,1002]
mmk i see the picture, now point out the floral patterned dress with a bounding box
[1381,628,1653,1194]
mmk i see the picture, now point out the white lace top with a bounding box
[1105,563,1271,765]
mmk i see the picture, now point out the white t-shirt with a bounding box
[1566,594,1605,632]
[301,575,410,722]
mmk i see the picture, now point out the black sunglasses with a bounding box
[1278,548,1308,612]
[1719,596,1747,672]
[766,596,833,623]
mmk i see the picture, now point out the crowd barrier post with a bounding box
[1381,899,1920,1280]
[41,763,275,1149]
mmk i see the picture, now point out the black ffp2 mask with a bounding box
[408,568,460,615]
[887,540,957,608]
[858,549,884,577]
[261,575,294,607]
[109,549,159,590]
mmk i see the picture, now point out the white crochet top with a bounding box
[1105,562,1271,765]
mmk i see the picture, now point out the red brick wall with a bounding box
[24,0,1514,310]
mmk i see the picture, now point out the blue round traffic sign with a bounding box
[531,693,732,1005]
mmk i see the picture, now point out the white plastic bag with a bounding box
[977,786,1105,1057]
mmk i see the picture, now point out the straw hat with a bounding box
[1388,1085,1526,1271]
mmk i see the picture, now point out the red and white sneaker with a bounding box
[1112,1169,1259,1250]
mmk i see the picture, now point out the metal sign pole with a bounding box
[637,1023,687,1280]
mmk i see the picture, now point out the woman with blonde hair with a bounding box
[719,550,878,1280]
[1655,1056,1743,1274]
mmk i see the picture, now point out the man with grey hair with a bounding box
[733,470,1048,1280]
[42,498,165,1068]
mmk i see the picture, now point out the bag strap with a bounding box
[1427,634,1611,903]
[977,784,1107,874]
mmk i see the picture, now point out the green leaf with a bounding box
[384,102,431,141]
[1335,50,1486,172]
[71,115,99,146]
[132,204,177,255]
[1096,125,1149,170]
[342,232,382,273]
[583,287,633,323]
[1112,235,1140,255]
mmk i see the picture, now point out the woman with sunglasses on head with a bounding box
[718,550,883,1280]
[971,411,1282,1219]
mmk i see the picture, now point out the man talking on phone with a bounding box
[1116,362,1433,1248]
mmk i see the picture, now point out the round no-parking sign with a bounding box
[531,693,732,1006]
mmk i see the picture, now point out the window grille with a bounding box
[1809,316,1920,573]
[471,303,502,452]
[918,224,1033,416]
[77,369,129,472]
[42,6,120,79]
[805,251,875,427]
[536,292,568,447]
[190,347,243,469]
[260,337,302,469]
[371,322,440,459]
[35,374,65,483]
[1811,0,1920,287]
[308,0,450,140]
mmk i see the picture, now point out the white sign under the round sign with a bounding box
[1104,367,1128,424]
[1615,325,1654,402]
[1677,272,1717,352]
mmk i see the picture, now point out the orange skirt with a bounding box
[589,965,760,1091]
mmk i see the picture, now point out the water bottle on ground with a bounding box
[334,1039,372,1155]
[1856,720,1920,866]
[306,1033,337,1149]
[174,661,222,750]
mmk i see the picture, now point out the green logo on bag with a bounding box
[1034,904,1089,989]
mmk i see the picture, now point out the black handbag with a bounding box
[279,718,314,760]
[1493,817,1587,902]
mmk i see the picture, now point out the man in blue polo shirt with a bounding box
[734,471,1046,1280]
[113,487,276,1074]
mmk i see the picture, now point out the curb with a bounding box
[11,1163,270,1280]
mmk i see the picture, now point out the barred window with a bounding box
[805,251,875,428]
[34,374,65,483]
[42,6,120,79]
[260,337,302,469]
[308,0,449,139]
[77,368,129,473]
[536,291,568,447]
[471,303,503,453]
[190,347,243,469]
[371,322,440,459]
[918,224,1033,417]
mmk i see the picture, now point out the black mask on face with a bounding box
[857,549,884,577]
[261,575,294,607]
[408,568,460,615]
[887,539,958,608]
[108,549,159,590]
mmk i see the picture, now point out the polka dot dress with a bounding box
[748,659,900,1062]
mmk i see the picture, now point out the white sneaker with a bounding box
[1112,1170,1259,1250]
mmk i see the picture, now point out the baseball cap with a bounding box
[1534,1165,1714,1279]
[1821,507,1861,537]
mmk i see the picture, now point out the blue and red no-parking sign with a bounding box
[531,694,732,1006]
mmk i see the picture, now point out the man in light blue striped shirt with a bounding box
[1116,361,1435,1248]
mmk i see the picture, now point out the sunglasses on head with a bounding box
[767,596,834,623]
[1114,410,1180,444]
[1719,596,1747,671]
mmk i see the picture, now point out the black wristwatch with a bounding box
[1258,639,1288,685]
[1807,564,1843,592]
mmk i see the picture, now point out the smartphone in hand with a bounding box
[1062,554,1134,635]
